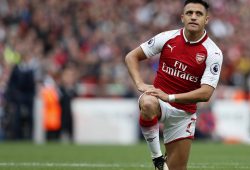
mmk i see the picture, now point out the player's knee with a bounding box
[139,94,159,118]
[139,94,158,110]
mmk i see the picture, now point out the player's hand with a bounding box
[145,88,169,102]
[136,83,155,93]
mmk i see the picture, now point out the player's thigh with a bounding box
[165,139,192,169]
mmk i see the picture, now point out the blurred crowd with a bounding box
[0,0,249,140]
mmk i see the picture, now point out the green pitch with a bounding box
[0,141,249,170]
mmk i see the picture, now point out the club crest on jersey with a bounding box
[147,37,155,47]
[196,53,206,64]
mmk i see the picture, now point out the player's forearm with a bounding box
[174,85,214,103]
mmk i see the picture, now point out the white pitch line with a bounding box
[0,162,249,169]
[0,162,148,168]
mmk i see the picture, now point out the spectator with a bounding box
[58,64,78,142]
[4,49,36,140]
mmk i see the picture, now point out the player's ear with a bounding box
[181,15,184,23]
[205,15,209,25]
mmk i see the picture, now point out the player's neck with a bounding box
[184,29,205,42]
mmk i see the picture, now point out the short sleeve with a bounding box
[140,29,180,58]
[200,51,223,88]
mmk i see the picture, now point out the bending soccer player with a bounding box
[125,0,223,170]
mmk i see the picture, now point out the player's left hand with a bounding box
[145,88,169,102]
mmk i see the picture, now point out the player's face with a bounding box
[181,3,209,34]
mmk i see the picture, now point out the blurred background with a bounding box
[0,0,249,144]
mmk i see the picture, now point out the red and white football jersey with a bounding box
[140,28,223,113]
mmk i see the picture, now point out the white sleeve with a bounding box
[140,30,179,58]
[200,51,223,88]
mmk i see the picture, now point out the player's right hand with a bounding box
[137,83,155,93]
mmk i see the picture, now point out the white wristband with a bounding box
[168,94,176,102]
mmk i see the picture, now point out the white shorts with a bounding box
[158,99,197,144]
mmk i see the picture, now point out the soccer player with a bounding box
[125,0,223,170]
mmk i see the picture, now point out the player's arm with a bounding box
[125,31,174,92]
[125,47,154,92]
[172,84,214,103]
[145,84,214,103]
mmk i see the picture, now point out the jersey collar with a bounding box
[182,28,208,45]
